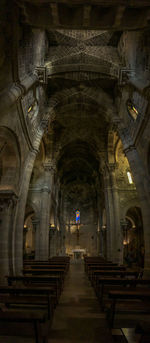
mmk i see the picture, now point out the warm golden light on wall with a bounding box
[123,239,130,245]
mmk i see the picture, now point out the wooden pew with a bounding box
[84,257,112,272]
[0,294,53,319]
[22,268,65,287]
[88,266,126,281]
[24,265,67,275]
[95,278,150,310]
[108,289,150,328]
[24,259,70,272]
[0,285,57,310]
[91,270,139,286]
[0,307,49,343]
[0,257,70,342]
[6,275,63,297]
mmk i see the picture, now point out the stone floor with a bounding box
[0,261,127,342]
[49,260,113,343]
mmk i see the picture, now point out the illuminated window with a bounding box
[28,105,33,113]
[27,101,37,116]
[76,210,80,224]
[127,100,138,121]
[127,171,133,184]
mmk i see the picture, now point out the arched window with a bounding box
[76,210,80,224]
[127,171,133,184]
[127,99,138,121]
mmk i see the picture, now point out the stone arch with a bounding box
[24,201,39,222]
[122,199,140,219]
[123,206,144,268]
[48,87,116,123]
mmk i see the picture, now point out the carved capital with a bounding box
[43,160,56,173]
[0,190,18,212]
[34,66,47,84]
[32,219,40,231]
[41,185,50,193]
[119,68,136,86]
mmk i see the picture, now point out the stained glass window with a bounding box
[76,210,80,224]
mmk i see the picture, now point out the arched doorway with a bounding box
[123,207,144,268]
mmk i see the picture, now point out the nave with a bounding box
[1,1,150,342]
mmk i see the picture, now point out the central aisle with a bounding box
[49,261,113,343]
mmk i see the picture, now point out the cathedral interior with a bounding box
[1,1,150,342]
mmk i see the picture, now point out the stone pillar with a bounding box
[13,122,46,274]
[32,219,40,260]
[97,230,101,256]
[103,169,114,261]
[0,190,18,281]
[108,164,123,264]
[49,229,57,257]
[101,228,107,259]
[38,162,56,260]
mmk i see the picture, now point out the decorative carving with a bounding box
[35,67,47,84]
[43,161,56,173]
[119,68,136,86]
[0,190,18,212]
[32,219,40,231]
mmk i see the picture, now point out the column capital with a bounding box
[0,189,18,212]
[43,160,56,173]
[32,219,40,231]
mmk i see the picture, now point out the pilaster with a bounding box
[0,190,18,281]
[38,160,56,260]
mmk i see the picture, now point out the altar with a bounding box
[72,248,86,260]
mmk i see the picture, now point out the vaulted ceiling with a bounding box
[14,1,150,210]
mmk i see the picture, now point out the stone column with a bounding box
[32,219,40,260]
[0,190,18,282]
[38,161,56,260]
[108,164,123,264]
[49,229,57,257]
[13,122,47,274]
[103,169,114,261]
[96,229,101,256]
